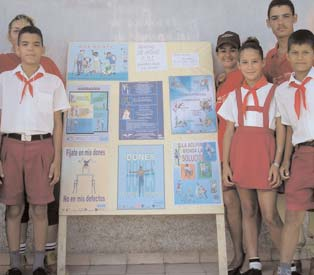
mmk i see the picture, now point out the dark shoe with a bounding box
[228,253,246,275]
[33,267,47,275]
[228,266,241,275]
[294,259,302,274]
[241,269,262,275]
[309,257,314,275]
[291,272,301,275]
[6,268,22,275]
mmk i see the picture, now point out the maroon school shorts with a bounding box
[286,145,314,211]
[0,136,55,205]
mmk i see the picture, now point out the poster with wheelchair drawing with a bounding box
[169,75,217,134]
[67,42,128,81]
[118,145,165,209]
[173,141,222,205]
[66,85,109,143]
[60,147,108,213]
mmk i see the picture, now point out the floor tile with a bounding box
[88,264,127,275]
[165,263,205,274]
[126,264,165,274]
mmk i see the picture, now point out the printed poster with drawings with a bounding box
[169,75,217,134]
[60,147,108,213]
[67,42,128,81]
[118,145,165,210]
[66,85,109,143]
[173,141,222,205]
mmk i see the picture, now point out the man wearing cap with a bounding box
[215,31,246,275]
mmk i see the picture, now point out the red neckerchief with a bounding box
[289,76,312,119]
[242,76,268,117]
[15,71,44,103]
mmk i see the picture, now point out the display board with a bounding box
[58,42,227,275]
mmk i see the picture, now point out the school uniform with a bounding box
[0,65,70,205]
[216,69,243,191]
[275,67,314,211]
[264,44,292,85]
[218,76,277,189]
[0,52,64,224]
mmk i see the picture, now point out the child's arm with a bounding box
[268,117,285,188]
[0,110,3,184]
[49,110,63,186]
[280,125,293,180]
[222,120,235,186]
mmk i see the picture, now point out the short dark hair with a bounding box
[288,29,314,52]
[267,0,295,18]
[239,37,264,60]
[8,14,35,33]
[17,26,44,46]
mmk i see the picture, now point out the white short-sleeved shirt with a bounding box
[0,65,70,135]
[275,66,314,145]
[217,83,277,130]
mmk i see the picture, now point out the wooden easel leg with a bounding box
[216,213,228,274]
[57,215,67,275]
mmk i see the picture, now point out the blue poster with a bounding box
[119,81,164,140]
[169,75,217,134]
[118,145,165,209]
[173,141,222,205]
[66,86,109,143]
[67,42,128,81]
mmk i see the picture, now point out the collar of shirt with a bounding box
[11,64,46,79]
[289,66,314,85]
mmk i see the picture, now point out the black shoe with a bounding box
[228,253,246,275]
[33,267,47,275]
[242,269,262,275]
[291,272,301,275]
[6,268,22,275]
[294,259,302,274]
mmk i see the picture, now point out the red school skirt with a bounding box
[230,126,275,190]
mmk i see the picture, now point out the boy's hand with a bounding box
[280,161,290,180]
[222,164,235,187]
[268,164,281,188]
[49,159,61,186]
[0,161,4,184]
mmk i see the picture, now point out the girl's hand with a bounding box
[280,161,290,180]
[223,164,235,187]
[268,164,281,188]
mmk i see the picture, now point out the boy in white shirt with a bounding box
[275,29,314,275]
[0,26,70,275]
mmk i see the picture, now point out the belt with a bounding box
[298,140,314,147]
[4,133,51,142]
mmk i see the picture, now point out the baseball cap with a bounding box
[216,31,240,51]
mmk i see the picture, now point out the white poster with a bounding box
[136,43,167,72]
[172,53,199,68]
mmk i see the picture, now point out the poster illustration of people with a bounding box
[173,141,222,205]
[119,81,164,140]
[60,147,108,213]
[169,75,217,134]
[118,145,165,209]
[67,42,128,81]
[66,85,109,143]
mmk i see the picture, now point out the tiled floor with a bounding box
[0,261,312,275]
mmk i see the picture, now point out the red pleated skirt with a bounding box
[230,126,275,189]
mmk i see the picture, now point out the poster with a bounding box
[136,43,167,72]
[60,147,108,213]
[67,42,128,81]
[169,75,217,134]
[66,85,109,143]
[173,141,222,205]
[118,145,165,209]
[119,81,164,140]
[172,53,200,68]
